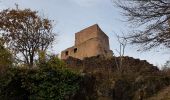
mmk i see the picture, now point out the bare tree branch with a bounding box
[114,0,170,50]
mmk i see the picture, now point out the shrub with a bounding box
[0,56,82,100]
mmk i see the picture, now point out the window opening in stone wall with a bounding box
[65,51,68,56]
[74,48,77,53]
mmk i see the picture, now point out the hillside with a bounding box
[64,56,170,100]
[146,86,170,100]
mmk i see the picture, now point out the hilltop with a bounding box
[146,86,170,100]
[63,56,170,100]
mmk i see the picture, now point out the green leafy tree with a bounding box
[0,8,55,67]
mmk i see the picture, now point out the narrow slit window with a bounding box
[65,51,68,56]
[74,48,77,53]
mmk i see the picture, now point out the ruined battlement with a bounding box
[61,24,113,60]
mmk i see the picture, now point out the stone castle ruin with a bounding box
[61,24,113,59]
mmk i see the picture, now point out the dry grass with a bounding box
[146,86,170,100]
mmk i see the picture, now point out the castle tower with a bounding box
[61,24,113,59]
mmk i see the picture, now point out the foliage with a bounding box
[65,56,170,100]
[113,72,170,100]
[115,0,170,50]
[0,68,28,99]
[113,79,133,100]
[0,56,82,100]
[0,46,12,67]
[72,74,97,100]
[0,39,12,75]
[0,8,55,67]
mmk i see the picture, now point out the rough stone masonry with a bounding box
[61,24,113,60]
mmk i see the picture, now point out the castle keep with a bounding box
[61,24,113,59]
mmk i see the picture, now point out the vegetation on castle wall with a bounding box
[0,51,170,100]
[65,56,170,100]
[113,74,170,100]
[0,6,170,100]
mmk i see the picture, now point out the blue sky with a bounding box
[0,0,169,67]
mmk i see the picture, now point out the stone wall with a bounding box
[64,56,160,100]
[61,24,113,60]
[75,24,98,46]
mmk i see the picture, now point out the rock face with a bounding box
[61,24,113,60]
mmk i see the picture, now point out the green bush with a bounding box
[0,43,12,75]
[0,56,82,100]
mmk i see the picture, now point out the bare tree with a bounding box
[115,35,127,57]
[115,0,170,50]
[0,8,55,67]
[114,34,127,72]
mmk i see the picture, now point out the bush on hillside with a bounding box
[113,74,170,100]
[0,56,82,100]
